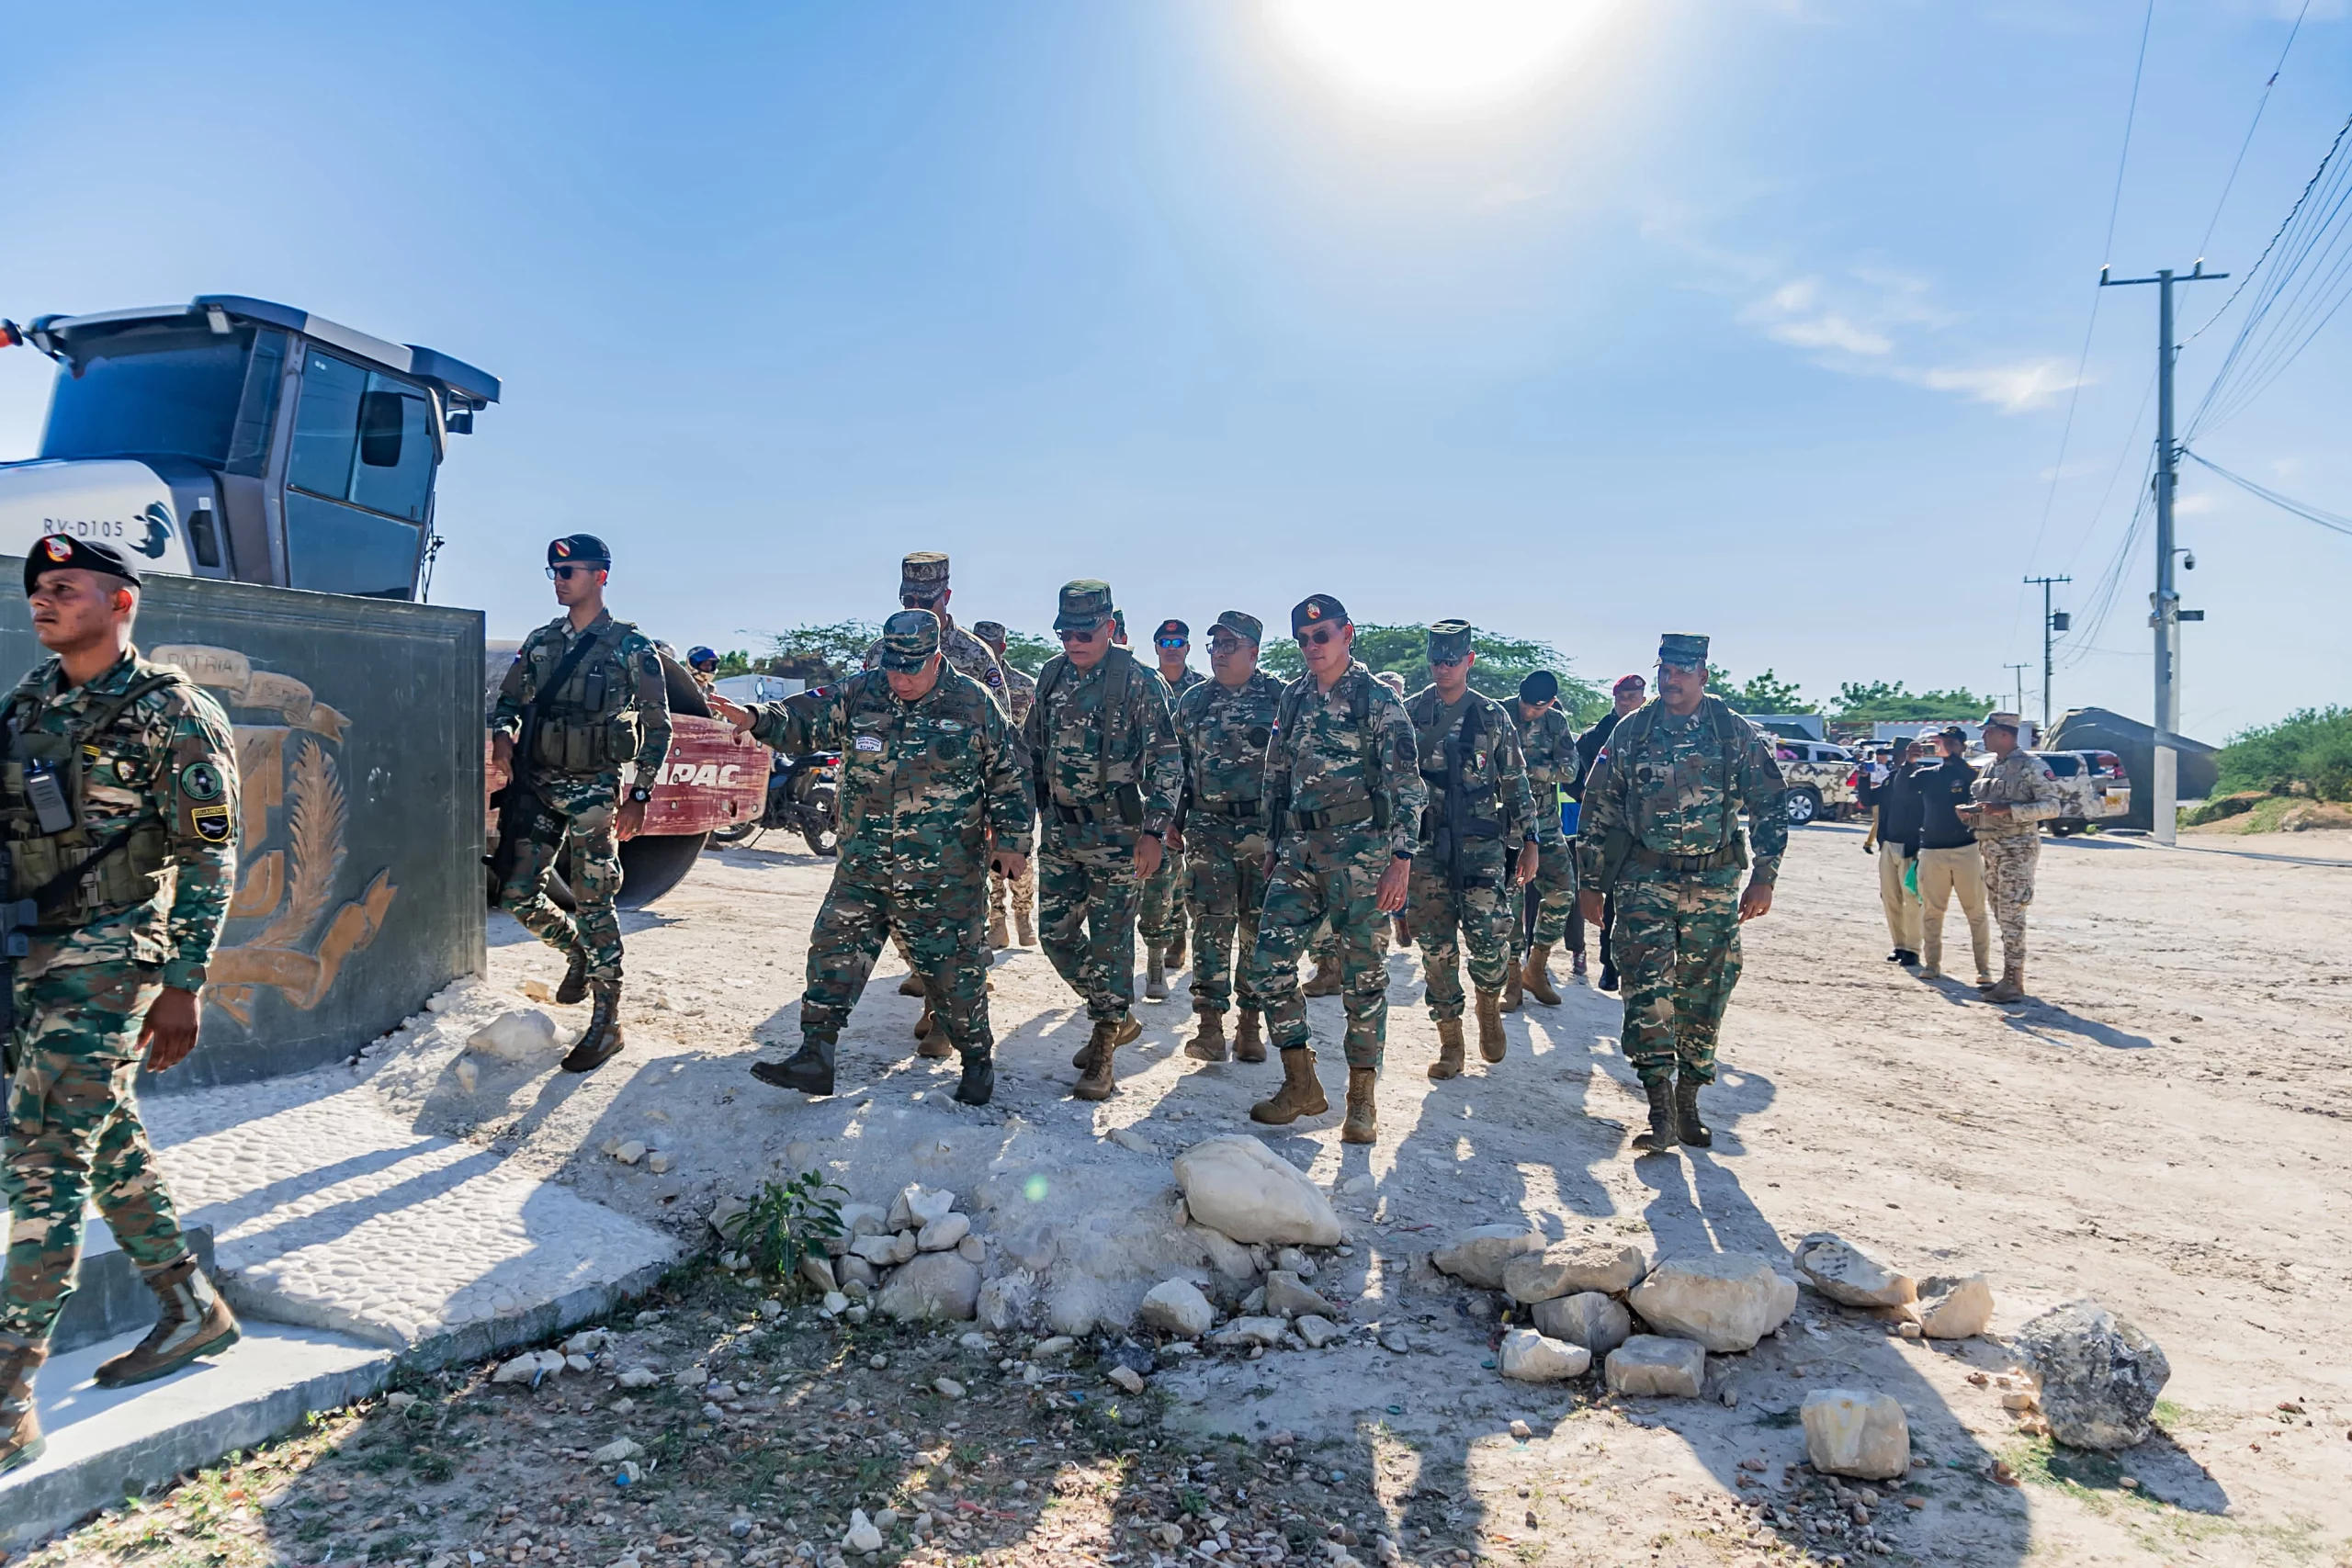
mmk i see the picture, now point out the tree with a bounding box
[765,620,881,683]
[1707,666,1814,715]
[1828,680,1996,723]
[712,649,756,678]
[1258,624,1603,723]
[991,627,1057,678]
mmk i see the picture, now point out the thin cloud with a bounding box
[1896,358,2083,414]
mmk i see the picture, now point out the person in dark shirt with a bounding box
[1569,673,1647,989]
[1856,739,1924,964]
[1909,726,1993,983]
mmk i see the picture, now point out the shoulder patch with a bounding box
[178,760,226,801]
[191,803,234,842]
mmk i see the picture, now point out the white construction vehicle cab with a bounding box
[0,295,497,599]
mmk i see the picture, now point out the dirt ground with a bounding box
[28,821,2352,1567]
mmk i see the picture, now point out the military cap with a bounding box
[1983,710,2023,733]
[548,534,610,568]
[1291,593,1348,636]
[1112,609,1127,641]
[1054,580,1114,633]
[899,551,951,600]
[1154,618,1189,643]
[24,534,141,594]
[1657,632,1709,668]
[877,608,942,672]
[1211,610,1262,646]
[1519,670,1559,705]
[1937,723,1969,743]
[969,619,1008,644]
[1611,672,1647,695]
[1426,618,1474,664]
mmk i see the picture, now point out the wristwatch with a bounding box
[1392,850,1414,862]
[628,785,652,804]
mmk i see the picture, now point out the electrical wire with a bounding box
[2196,0,2312,265]
[2182,449,2352,538]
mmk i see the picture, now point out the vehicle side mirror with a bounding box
[359,389,405,468]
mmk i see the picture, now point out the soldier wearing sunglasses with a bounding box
[1139,619,1204,998]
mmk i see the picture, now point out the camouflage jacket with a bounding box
[750,667,1031,876]
[1510,704,1578,843]
[1265,660,1426,859]
[2,649,240,987]
[998,661,1038,725]
[1577,696,1789,886]
[1405,685,1539,853]
[1158,666,1205,707]
[1172,670,1285,833]
[864,618,1009,714]
[491,611,673,784]
[1022,646,1182,840]
[1969,750,2061,839]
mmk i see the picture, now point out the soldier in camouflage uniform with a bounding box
[1,538,245,1476]
[1140,618,1204,999]
[971,621,1037,949]
[1960,711,2060,1002]
[1577,635,1786,1156]
[1244,595,1426,1143]
[490,535,672,1074]
[715,611,1031,1106]
[1024,582,1182,1100]
[1405,622,1540,1079]
[1170,612,1283,1067]
[1304,669,1408,995]
[1507,671,1581,1008]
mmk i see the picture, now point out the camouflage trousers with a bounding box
[989,857,1035,924]
[497,773,625,984]
[1182,820,1270,1016]
[1408,841,1514,1021]
[1037,829,1141,1024]
[1611,869,1743,1088]
[1509,838,1578,960]
[3,962,189,1350]
[1977,830,2039,970]
[1246,829,1394,1070]
[800,858,992,1063]
[1138,848,1189,955]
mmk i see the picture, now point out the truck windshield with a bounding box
[39,321,284,474]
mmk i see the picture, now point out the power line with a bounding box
[2195,0,2312,265]
[2182,448,2352,538]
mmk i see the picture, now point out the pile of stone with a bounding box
[1791,1232,1994,1340]
[711,1182,988,1325]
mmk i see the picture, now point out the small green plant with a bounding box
[733,1171,846,1285]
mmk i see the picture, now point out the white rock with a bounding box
[1295,1314,1345,1348]
[1803,1389,1911,1478]
[849,1232,905,1267]
[1263,1271,1339,1319]
[1209,1315,1287,1348]
[452,1058,479,1094]
[565,1354,594,1374]
[917,1213,971,1252]
[674,1364,708,1389]
[1604,1336,1707,1397]
[905,1184,958,1227]
[933,1377,967,1400]
[1109,1128,1153,1155]
[976,1272,1035,1333]
[838,1256,880,1290]
[1532,1292,1634,1358]
[1627,1254,1798,1352]
[466,1009,560,1062]
[1793,1233,1917,1308]
[562,1330,609,1356]
[1430,1224,1545,1290]
[876,1252,982,1322]
[956,1234,986,1264]
[1139,1279,1216,1339]
[1034,1336,1077,1357]
[1917,1273,1995,1340]
[799,1253,838,1293]
[839,1201,890,1239]
[843,1509,884,1554]
[873,1507,900,1529]
[1498,1328,1590,1382]
[384,1392,417,1410]
[492,1351,558,1384]
[1190,1224,1261,1282]
[592,1437,644,1463]
[1107,1363,1146,1394]
[616,1367,658,1389]
[645,1152,673,1175]
[1501,1241,1648,1303]
[613,1141,647,1166]
[1172,1136,1343,1247]
[1274,1247,1316,1280]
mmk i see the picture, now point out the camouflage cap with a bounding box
[1291,594,1348,636]
[1658,632,1709,668]
[1211,610,1262,646]
[1983,710,2023,732]
[969,619,1008,644]
[1427,618,1474,664]
[899,551,951,599]
[1519,670,1559,705]
[1112,609,1128,642]
[877,608,942,672]
[1054,579,1114,633]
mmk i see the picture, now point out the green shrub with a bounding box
[2214,706,2352,801]
[735,1172,846,1285]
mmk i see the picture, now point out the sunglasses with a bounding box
[1294,625,1343,649]
[546,564,602,581]
[1430,653,1469,668]
[1057,626,1107,644]
[1207,632,1247,651]
[1154,636,1188,649]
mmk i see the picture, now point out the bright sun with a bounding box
[1269,0,1619,116]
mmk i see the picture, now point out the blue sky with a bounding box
[4,0,2345,740]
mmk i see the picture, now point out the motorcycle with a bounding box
[711,747,840,856]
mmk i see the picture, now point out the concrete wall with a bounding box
[0,563,487,1088]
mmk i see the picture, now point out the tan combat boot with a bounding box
[1071,1013,1140,1066]
[988,911,1011,951]
[1499,963,1523,1013]
[1232,1008,1267,1064]
[1429,1017,1465,1081]
[1014,908,1034,946]
[0,1339,45,1477]
[1340,1068,1378,1145]
[96,1257,240,1387]
[1302,956,1341,998]
[1072,1021,1120,1100]
[898,972,927,998]
[1984,962,2027,1003]
[1475,988,1508,1064]
[1183,1010,1227,1063]
[1250,1046,1329,1124]
[1145,955,1169,1001]
[1523,943,1562,1006]
[914,1001,953,1057]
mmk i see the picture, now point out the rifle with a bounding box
[0,845,32,1077]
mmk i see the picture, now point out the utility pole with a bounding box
[2021,574,2072,733]
[2099,262,2225,844]
[2004,663,2030,722]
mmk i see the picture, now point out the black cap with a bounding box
[1519,671,1559,705]
[1291,594,1348,636]
[1154,618,1189,641]
[548,534,611,568]
[25,534,141,595]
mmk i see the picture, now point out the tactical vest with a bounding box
[1,672,184,927]
[1035,648,1144,824]
[525,623,641,775]
[1609,696,1751,872]
[1409,690,1504,838]
[1272,669,1391,832]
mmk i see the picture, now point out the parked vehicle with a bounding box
[711,743,841,856]
[2032,750,2132,835]
[1768,738,1860,826]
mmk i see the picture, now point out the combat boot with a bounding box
[1475,988,1508,1063]
[1072,1021,1120,1101]
[1250,1047,1329,1124]
[914,1002,953,1058]
[1232,1007,1267,1064]
[1597,962,1620,993]
[1014,908,1034,946]
[1499,963,1522,1013]
[989,911,1011,951]
[1673,1077,1713,1148]
[1523,943,1562,1006]
[1340,1068,1378,1145]
[1184,1009,1227,1063]
[1429,1018,1465,1081]
[1165,929,1186,969]
[1984,962,2027,1003]
[96,1256,240,1387]
[0,1339,45,1477]
[953,1052,994,1107]
[560,982,626,1074]
[898,972,927,998]
[1076,1014,1143,1066]
[752,1042,835,1097]
[1145,955,1168,1001]
[555,944,591,1006]
[1631,1078,1679,1155]
[1302,956,1341,998]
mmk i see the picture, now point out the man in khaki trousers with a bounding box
[1910,727,1992,984]
[1859,739,1924,965]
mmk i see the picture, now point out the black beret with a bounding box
[1292,594,1348,636]
[548,534,611,568]
[25,534,141,594]
[1519,671,1559,705]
